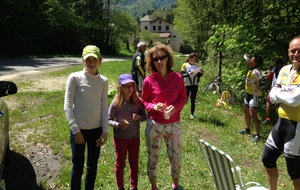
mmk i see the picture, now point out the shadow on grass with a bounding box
[197,117,226,127]
[3,150,44,190]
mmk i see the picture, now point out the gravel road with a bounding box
[0,57,130,76]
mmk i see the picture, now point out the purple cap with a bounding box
[118,74,135,84]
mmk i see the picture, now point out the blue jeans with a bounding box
[70,127,102,190]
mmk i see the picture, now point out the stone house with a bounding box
[139,15,183,52]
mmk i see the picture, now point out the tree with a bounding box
[111,12,139,53]
[0,0,48,56]
[174,0,211,60]
[139,29,159,46]
[151,7,174,23]
[44,0,83,54]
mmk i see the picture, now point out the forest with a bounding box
[120,0,176,19]
[1,1,300,92]
[0,0,175,58]
[171,0,299,99]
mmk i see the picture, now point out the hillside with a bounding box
[120,0,176,19]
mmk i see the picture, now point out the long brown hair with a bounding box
[145,43,174,73]
[112,83,141,109]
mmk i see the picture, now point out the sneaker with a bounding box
[238,129,250,135]
[252,135,260,143]
[190,115,194,120]
[172,186,184,190]
[262,119,272,124]
[195,100,200,104]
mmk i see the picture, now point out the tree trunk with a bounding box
[217,50,222,80]
[126,41,131,52]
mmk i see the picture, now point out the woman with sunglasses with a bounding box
[141,43,187,190]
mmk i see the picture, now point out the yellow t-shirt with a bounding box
[245,68,263,96]
[181,62,201,86]
[275,66,300,122]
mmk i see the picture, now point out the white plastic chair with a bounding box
[199,139,268,190]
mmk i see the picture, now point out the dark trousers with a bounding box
[113,136,140,189]
[186,85,199,115]
[70,127,102,190]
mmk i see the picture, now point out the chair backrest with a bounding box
[199,139,243,190]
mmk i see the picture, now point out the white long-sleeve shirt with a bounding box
[64,68,109,134]
[269,64,300,122]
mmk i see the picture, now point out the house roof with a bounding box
[151,17,173,25]
[159,33,171,38]
[140,15,151,21]
[140,15,173,25]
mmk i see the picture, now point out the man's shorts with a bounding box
[244,93,259,108]
[262,118,300,179]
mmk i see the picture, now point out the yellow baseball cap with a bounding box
[82,45,101,60]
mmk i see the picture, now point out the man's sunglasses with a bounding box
[152,55,167,62]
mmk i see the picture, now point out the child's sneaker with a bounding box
[252,134,260,143]
[190,115,194,120]
[238,128,250,135]
[172,186,184,190]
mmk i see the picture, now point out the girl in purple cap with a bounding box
[108,74,146,190]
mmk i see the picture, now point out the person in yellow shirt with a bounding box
[238,54,266,142]
[131,42,147,97]
[181,53,204,119]
[262,36,300,190]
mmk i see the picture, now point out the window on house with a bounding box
[153,26,156,31]
[173,36,176,38]
[159,21,161,24]
[166,25,169,30]
[158,26,161,31]
[145,26,148,30]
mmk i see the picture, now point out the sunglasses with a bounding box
[153,55,167,62]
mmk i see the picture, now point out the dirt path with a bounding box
[2,67,68,190]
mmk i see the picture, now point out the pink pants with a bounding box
[113,136,140,189]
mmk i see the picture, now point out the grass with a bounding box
[5,57,293,190]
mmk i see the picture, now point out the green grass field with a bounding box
[6,58,292,190]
